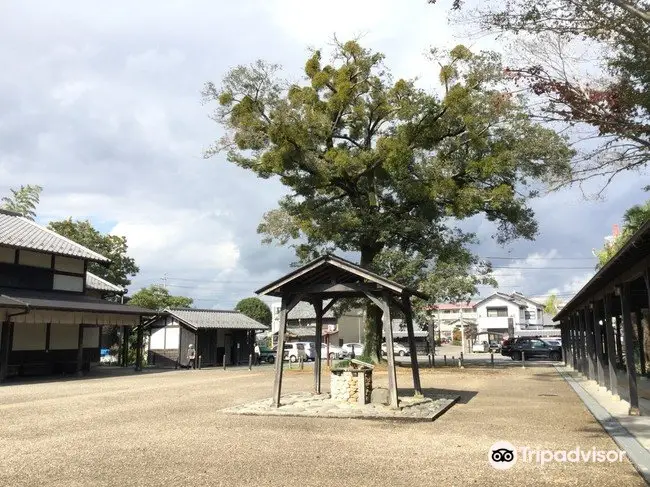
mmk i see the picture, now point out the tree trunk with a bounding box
[360,245,384,364]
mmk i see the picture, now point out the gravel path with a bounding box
[0,365,645,486]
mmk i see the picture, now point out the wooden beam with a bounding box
[603,295,619,397]
[382,292,399,409]
[619,283,640,415]
[272,296,290,407]
[313,298,323,394]
[592,301,606,388]
[76,324,85,376]
[361,290,384,310]
[285,282,384,295]
[634,309,646,376]
[322,297,339,316]
[402,295,421,395]
[584,307,595,380]
[570,315,578,369]
[135,325,144,372]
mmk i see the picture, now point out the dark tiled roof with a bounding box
[86,272,123,293]
[0,209,109,263]
[167,308,269,330]
[0,288,155,315]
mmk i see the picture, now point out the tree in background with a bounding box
[235,297,272,326]
[430,0,650,191]
[48,219,139,288]
[544,294,560,316]
[204,40,572,362]
[595,198,650,267]
[1,184,43,220]
[127,285,193,310]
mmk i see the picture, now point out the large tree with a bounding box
[431,0,650,191]
[48,218,139,288]
[203,40,572,362]
[127,285,193,310]
[235,297,272,326]
[1,184,43,220]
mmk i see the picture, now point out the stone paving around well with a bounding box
[221,391,459,421]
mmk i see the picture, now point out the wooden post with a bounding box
[603,295,618,397]
[0,321,12,383]
[634,310,647,376]
[584,307,595,380]
[403,295,422,395]
[313,298,323,394]
[135,326,143,371]
[615,315,624,366]
[76,324,85,376]
[570,315,578,369]
[121,326,130,367]
[619,283,640,415]
[578,310,586,374]
[272,296,289,407]
[592,302,606,387]
[381,293,398,409]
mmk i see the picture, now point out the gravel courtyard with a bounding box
[0,365,645,487]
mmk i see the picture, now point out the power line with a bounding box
[484,256,596,261]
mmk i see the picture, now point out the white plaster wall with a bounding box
[50,323,79,350]
[54,255,84,274]
[53,274,84,292]
[12,323,47,351]
[476,297,520,318]
[150,328,166,349]
[82,327,100,348]
[165,327,180,350]
[0,246,15,263]
[19,250,52,268]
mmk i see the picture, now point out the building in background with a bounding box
[268,301,339,345]
[427,302,477,340]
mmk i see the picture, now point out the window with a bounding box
[530,339,547,349]
[486,307,508,317]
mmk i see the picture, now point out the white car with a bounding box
[341,343,364,356]
[296,342,316,361]
[381,342,410,356]
[321,343,345,359]
[472,340,489,353]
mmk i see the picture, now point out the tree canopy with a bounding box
[127,285,193,310]
[235,297,272,326]
[543,294,560,316]
[431,0,650,191]
[204,40,573,361]
[48,218,139,288]
[1,185,43,220]
[595,197,650,268]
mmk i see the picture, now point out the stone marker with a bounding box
[371,387,390,405]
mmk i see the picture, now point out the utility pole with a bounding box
[162,273,168,290]
[460,304,465,354]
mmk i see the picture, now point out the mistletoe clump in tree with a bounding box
[203,40,573,362]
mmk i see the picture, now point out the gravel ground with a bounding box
[0,365,645,487]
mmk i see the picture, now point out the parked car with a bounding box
[472,340,489,353]
[321,343,346,360]
[258,346,276,364]
[296,342,316,361]
[500,338,516,357]
[341,343,364,357]
[509,337,562,361]
[280,342,307,362]
[488,341,501,353]
[381,342,410,356]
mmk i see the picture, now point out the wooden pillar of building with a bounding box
[313,298,323,394]
[0,321,13,383]
[121,326,130,367]
[135,326,144,372]
[570,314,578,370]
[272,296,289,407]
[76,324,85,376]
[562,323,570,366]
[381,293,398,409]
[592,301,606,387]
[615,315,624,366]
[603,295,618,397]
[402,295,422,395]
[619,283,640,415]
[634,310,647,377]
[578,310,586,374]
[584,307,595,380]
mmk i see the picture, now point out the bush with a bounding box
[452,340,461,347]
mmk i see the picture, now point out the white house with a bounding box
[475,292,545,336]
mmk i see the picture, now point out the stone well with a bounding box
[330,360,373,405]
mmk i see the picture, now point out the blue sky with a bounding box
[1,0,647,308]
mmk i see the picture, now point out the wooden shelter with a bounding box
[256,254,428,408]
[554,220,650,416]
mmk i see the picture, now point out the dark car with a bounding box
[509,337,562,361]
[500,338,516,357]
[259,346,276,364]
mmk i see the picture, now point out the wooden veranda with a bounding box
[256,254,429,409]
[554,220,650,416]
